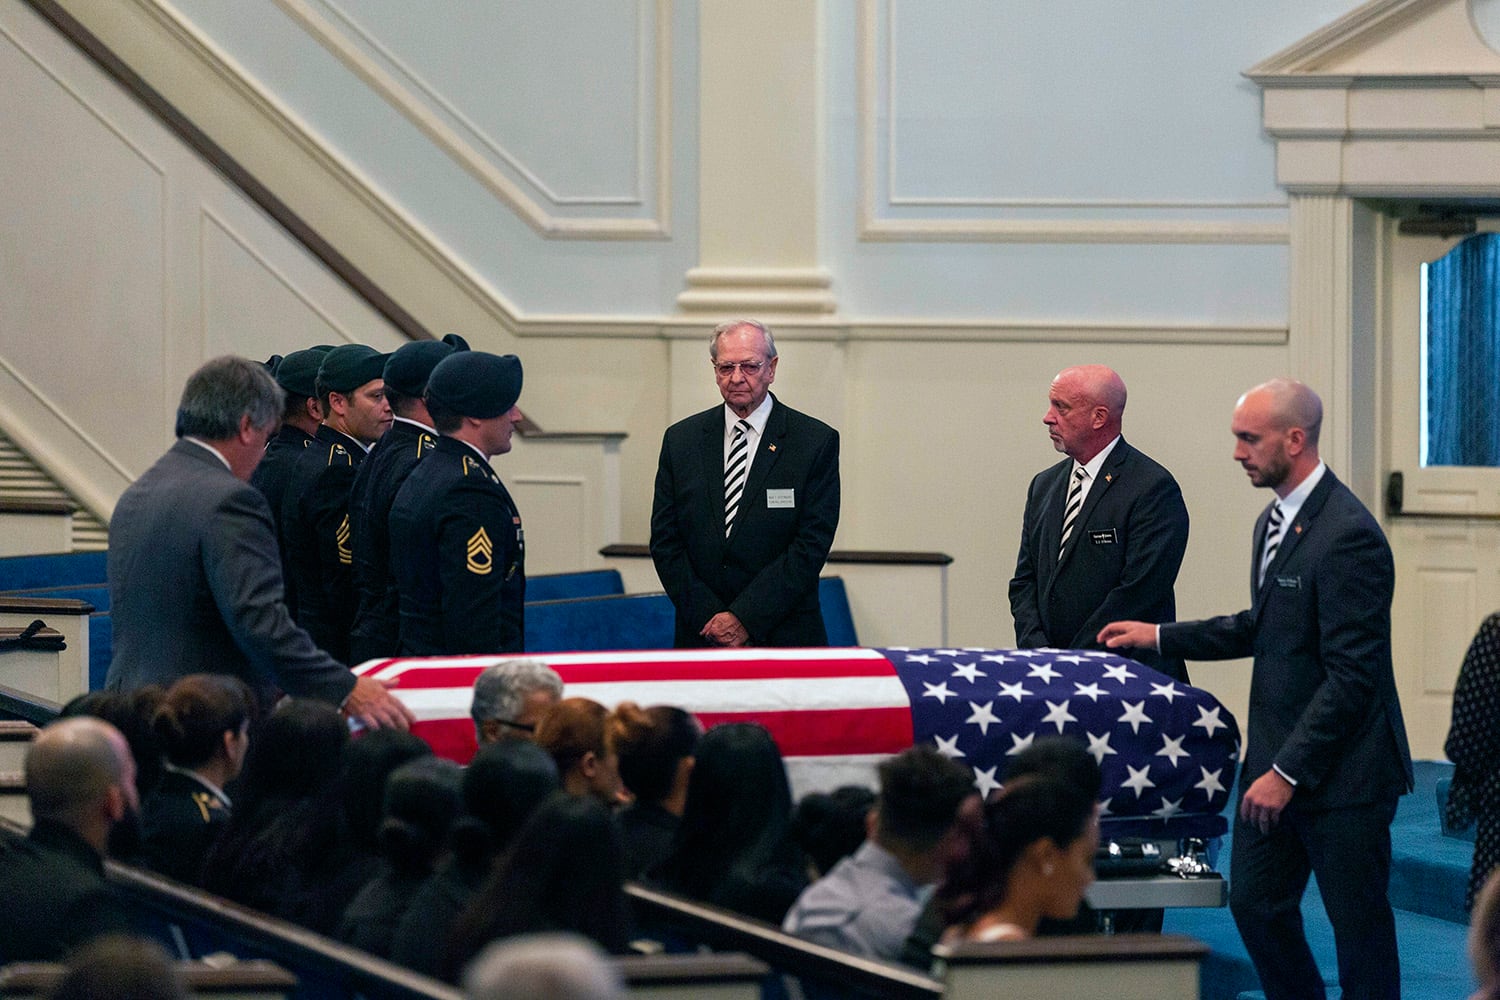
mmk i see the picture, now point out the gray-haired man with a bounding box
[471,659,563,745]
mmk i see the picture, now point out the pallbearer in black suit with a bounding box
[1009,365,1190,681]
[389,351,526,656]
[281,344,392,663]
[252,346,330,618]
[348,335,469,664]
[1100,379,1413,1000]
[651,320,840,648]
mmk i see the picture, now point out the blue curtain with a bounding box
[1426,233,1500,466]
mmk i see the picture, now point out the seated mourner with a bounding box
[782,745,974,960]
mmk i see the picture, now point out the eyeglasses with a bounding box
[713,361,766,378]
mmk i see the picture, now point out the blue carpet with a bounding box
[1164,760,1476,1000]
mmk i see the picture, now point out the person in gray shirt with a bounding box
[782,745,974,960]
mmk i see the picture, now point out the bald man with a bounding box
[1099,378,1413,1000]
[1009,365,1190,680]
[0,717,138,959]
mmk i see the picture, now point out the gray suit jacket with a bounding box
[105,439,356,706]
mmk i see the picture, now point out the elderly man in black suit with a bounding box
[1009,364,1190,681]
[106,355,412,730]
[650,320,840,648]
[1100,378,1413,1000]
[0,717,136,959]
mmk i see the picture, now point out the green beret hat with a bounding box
[274,347,332,399]
[383,334,471,398]
[425,351,523,419]
[318,344,391,395]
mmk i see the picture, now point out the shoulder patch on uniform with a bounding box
[336,514,352,564]
[467,527,493,575]
[327,443,352,467]
[417,433,436,457]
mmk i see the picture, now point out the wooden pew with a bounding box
[97,852,771,1000]
[933,935,1207,1000]
[628,884,1210,1000]
[0,959,298,999]
[0,550,107,591]
[627,883,946,1000]
[526,567,626,603]
[0,597,92,704]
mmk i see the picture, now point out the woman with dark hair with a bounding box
[337,756,463,958]
[441,792,633,981]
[606,702,700,878]
[935,773,1100,943]
[650,722,809,923]
[199,699,349,914]
[138,674,254,884]
[283,728,432,934]
[391,740,560,976]
[535,697,623,805]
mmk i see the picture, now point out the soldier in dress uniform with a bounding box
[389,351,526,656]
[347,334,469,664]
[281,344,392,662]
[252,346,331,618]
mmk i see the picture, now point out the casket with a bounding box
[356,646,1241,840]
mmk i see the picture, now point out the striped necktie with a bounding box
[724,419,752,537]
[1259,500,1285,586]
[1058,466,1087,559]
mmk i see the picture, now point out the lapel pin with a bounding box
[1294,525,1302,534]
[1105,473,1113,483]
[768,444,777,452]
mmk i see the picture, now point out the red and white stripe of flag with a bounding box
[356,648,914,792]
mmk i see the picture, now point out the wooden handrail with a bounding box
[934,933,1209,966]
[625,883,945,1000]
[0,682,60,726]
[0,959,299,995]
[600,544,954,566]
[0,597,95,615]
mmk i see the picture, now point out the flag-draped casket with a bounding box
[357,646,1241,839]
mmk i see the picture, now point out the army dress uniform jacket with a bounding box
[139,767,231,885]
[388,435,525,656]
[250,423,318,617]
[348,418,438,665]
[281,425,367,663]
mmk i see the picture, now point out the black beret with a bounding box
[425,351,523,419]
[274,347,332,398]
[383,335,471,398]
[318,344,391,395]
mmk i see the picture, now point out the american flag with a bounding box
[356,646,1240,838]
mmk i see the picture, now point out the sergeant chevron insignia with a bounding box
[336,514,353,564]
[467,527,494,575]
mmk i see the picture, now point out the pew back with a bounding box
[0,551,107,591]
[0,959,298,999]
[934,935,1207,1000]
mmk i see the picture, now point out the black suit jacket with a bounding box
[106,440,355,706]
[0,820,133,961]
[650,396,840,647]
[1160,469,1413,810]
[1009,439,1189,680]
